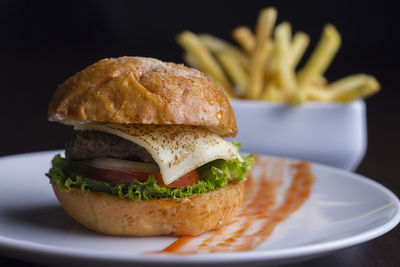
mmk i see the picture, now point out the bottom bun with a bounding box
[52,181,244,236]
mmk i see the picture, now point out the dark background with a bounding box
[0,0,399,266]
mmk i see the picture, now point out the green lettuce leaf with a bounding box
[47,146,253,201]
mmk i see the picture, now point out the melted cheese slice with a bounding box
[73,122,241,185]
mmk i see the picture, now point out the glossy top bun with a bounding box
[48,57,237,137]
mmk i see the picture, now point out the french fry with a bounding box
[297,24,341,88]
[247,43,271,99]
[305,86,330,101]
[274,22,297,101]
[198,34,249,69]
[289,32,310,69]
[216,50,248,96]
[265,39,277,80]
[312,76,328,88]
[327,74,381,102]
[232,26,256,53]
[176,31,235,97]
[255,8,277,46]
[183,52,200,69]
[246,7,277,99]
[291,90,309,104]
[306,74,380,102]
[261,82,283,102]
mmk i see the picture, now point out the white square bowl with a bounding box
[230,99,367,171]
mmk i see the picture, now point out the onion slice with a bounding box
[90,158,160,173]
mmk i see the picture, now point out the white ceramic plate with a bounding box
[0,151,399,266]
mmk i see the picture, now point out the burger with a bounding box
[47,56,253,236]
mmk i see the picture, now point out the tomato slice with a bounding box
[157,170,200,188]
[86,166,199,188]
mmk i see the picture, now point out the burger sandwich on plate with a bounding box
[47,56,253,236]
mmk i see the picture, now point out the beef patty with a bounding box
[65,131,155,163]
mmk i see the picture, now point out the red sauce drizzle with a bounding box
[157,156,315,254]
[160,235,193,253]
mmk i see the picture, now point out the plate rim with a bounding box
[0,150,399,264]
